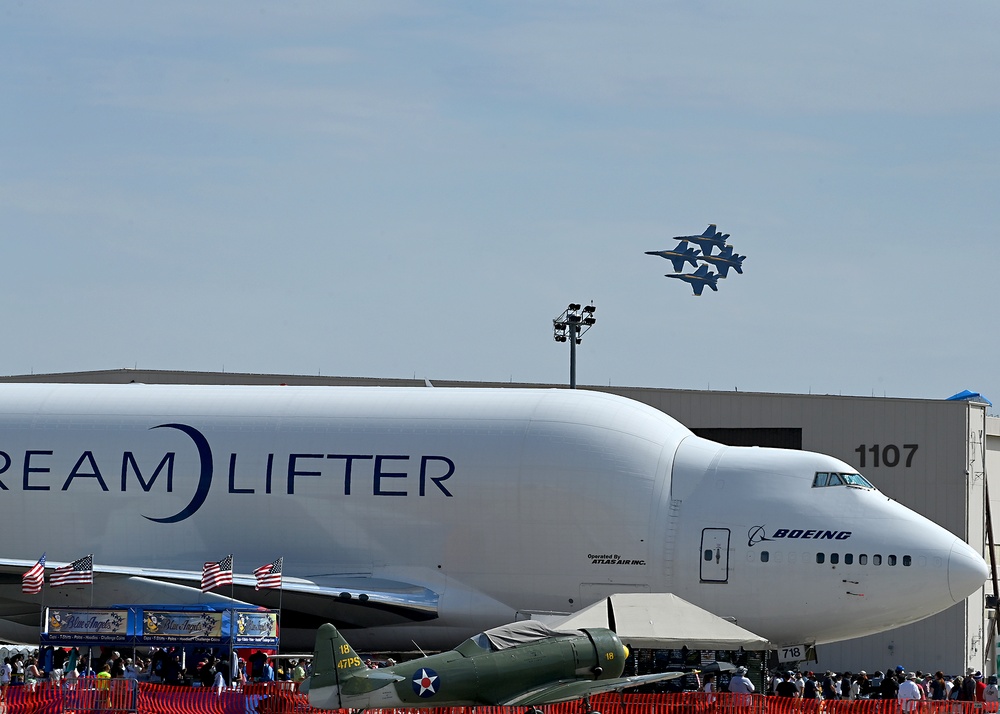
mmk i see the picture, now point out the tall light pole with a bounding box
[553,302,596,388]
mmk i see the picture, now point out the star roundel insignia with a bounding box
[412,668,440,698]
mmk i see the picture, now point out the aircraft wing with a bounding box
[0,558,437,614]
[500,671,687,706]
[0,559,439,643]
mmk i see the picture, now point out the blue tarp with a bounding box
[946,390,993,407]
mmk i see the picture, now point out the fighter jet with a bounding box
[698,244,746,278]
[304,621,686,712]
[675,224,729,256]
[666,264,719,296]
[644,241,702,272]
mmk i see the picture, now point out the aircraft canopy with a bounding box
[549,593,770,651]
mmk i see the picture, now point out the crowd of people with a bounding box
[0,647,310,691]
[762,666,1000,704]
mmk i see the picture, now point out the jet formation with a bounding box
[646,224,746,295]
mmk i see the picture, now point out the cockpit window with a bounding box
[813,472,875,489]
[842,473,874,488]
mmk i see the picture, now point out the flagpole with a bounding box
[38,563,46,644]
[229,555,235,687]
[278,557,284,658]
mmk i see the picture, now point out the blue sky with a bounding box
[3,2,999,402]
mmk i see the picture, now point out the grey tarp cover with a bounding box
[548,593,770,651]
[480,620,583,650]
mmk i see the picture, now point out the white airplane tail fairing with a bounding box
[0,384,689,649]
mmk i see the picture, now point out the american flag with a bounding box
[254,557,283,590]
[22,553,46,594]
[201,554,234,592]
[50,554,93,587]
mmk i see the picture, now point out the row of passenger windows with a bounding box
[759,552,912,566]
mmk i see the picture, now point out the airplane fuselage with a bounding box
[0,384,986,650]
[308,622,631,710]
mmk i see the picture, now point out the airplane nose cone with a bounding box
[948,538,989,602]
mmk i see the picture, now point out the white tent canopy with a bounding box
[547,593,770,651]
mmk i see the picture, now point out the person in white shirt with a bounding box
[984,676,999,703]
[851,672,865,700]
[213,665,226,693]
[898,672,924,713]
[729,667,756,695]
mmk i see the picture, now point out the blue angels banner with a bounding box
[44,608,130,643]
[140,610,226,643]
[233,611,278,646]
[40,606,278,647]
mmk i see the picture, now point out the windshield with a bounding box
[812,471,874,489]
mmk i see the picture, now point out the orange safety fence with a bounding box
[2,685,1000,714]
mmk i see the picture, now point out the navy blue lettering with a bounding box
[420,455,455,497]
[265,453,274,494]
[144,423,213,524]
[0,450,9,490]
[374,455,408,496]
[228,453,255,494]
[24,450,52,491]
[326,455,373,496]
[122,452,174,492]
[287,454,324,495]
[771,528,851,540]
[62,451,109,491]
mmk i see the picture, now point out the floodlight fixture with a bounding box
[552,302,597,388]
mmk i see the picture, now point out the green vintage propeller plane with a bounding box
[304,620,690,713]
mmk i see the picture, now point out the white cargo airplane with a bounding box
[0,384,987,651]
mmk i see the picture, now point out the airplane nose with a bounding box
[948,538,989,602]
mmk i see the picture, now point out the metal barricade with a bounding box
[61,679,138,714]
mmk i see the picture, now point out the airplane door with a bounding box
[700,528,730,583]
